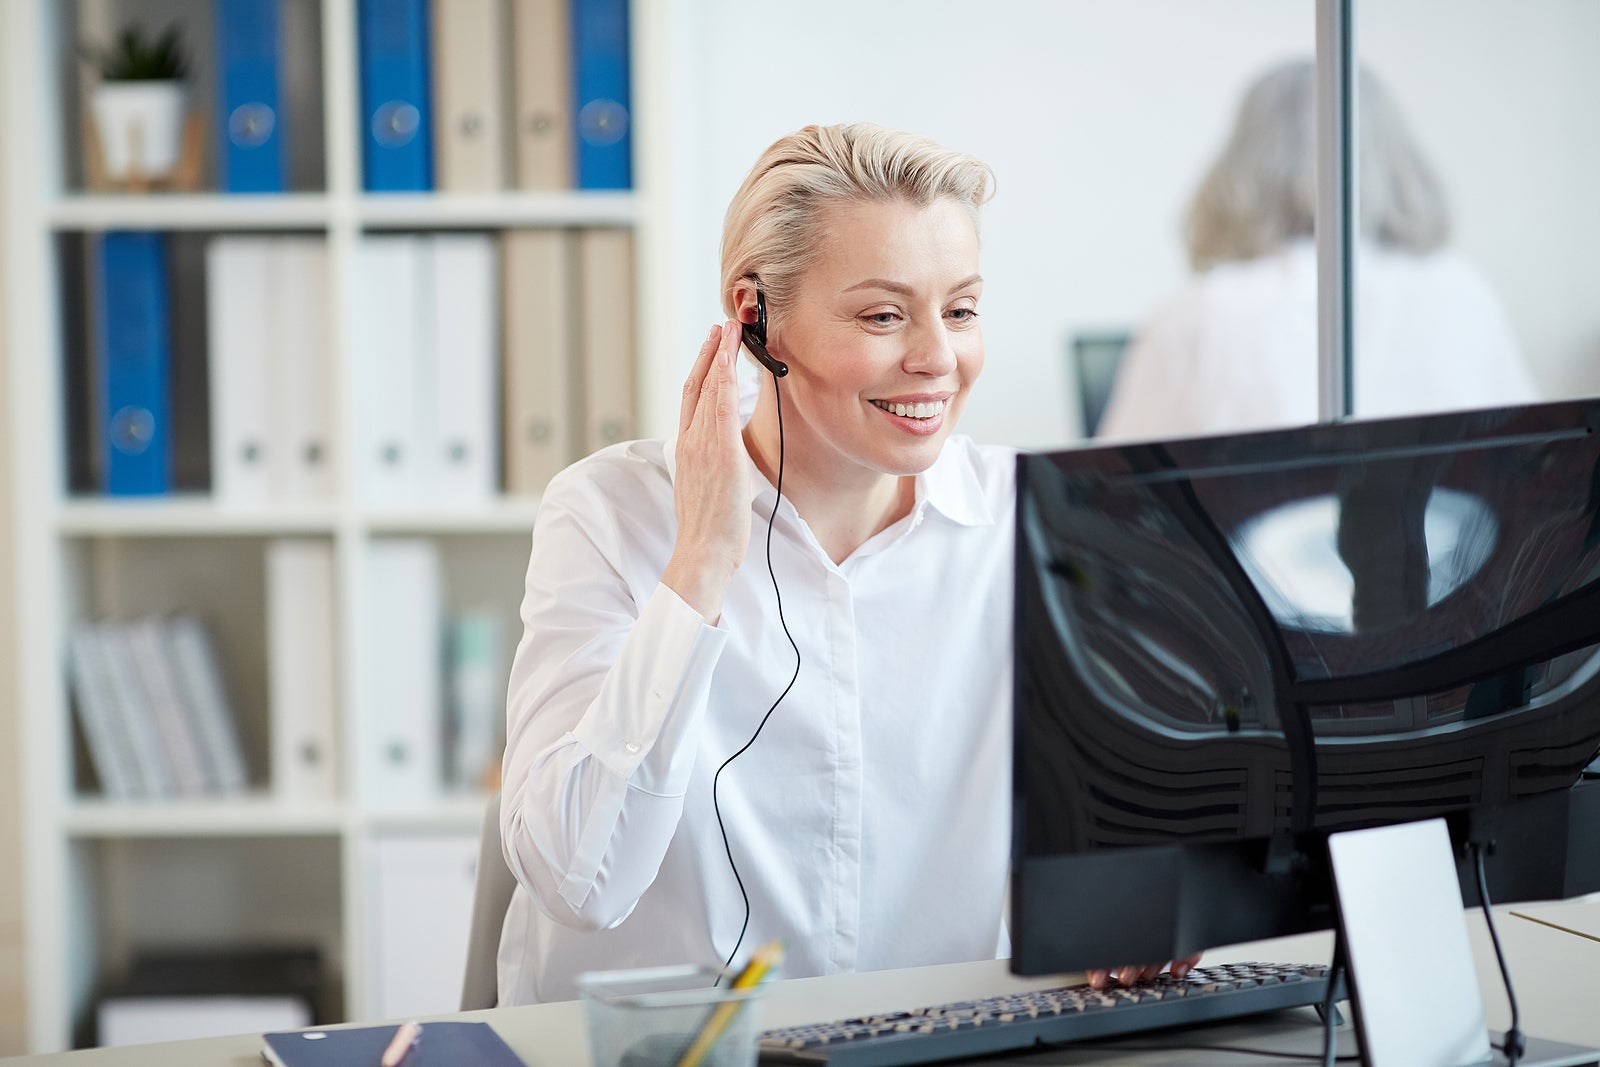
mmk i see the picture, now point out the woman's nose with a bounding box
[902,320,959,376]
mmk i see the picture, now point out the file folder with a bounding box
[578,228,635,452]
[207,236,274,504]
[358,0,434,191]
[215,0,288,192]
[571,0,631,189]
[510,0,572,189]
[354,236,425,503]
[502,228,576,492]
[424,234,499,502]
[96,231,174,496]
[355,539,443,809]
[267,538,341,802]
[270,238,334,501]
[431,0,508,191]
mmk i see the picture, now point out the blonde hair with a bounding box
[720,123,995,323]
[1184,59,1450,271]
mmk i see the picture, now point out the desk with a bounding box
[5,904,1599,1066]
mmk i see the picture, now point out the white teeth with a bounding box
[874,399,945,419]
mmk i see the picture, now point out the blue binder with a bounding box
[215,0,287,192]
[358,0,433,191]
[96,232,173,496]
[572,0,632,189]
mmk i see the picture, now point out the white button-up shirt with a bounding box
[497,433,1017,1004]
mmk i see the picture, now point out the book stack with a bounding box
[67,615,250,800]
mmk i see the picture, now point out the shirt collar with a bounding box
[916,436,996,527]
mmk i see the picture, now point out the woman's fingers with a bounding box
[1088,953,1203,990]
[680,324,725,434]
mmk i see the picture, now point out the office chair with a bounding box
[460,792,517,1011]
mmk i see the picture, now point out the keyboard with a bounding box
[758,961,1336,1065]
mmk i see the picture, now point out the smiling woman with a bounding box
[494,123,1042,1005]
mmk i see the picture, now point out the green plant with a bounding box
[81,23,189,82]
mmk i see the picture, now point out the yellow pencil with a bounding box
[675,941,786,1067]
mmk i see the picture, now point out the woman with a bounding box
[1098,59,1539,440]
[497,123,1186,1004]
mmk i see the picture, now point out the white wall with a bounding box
[653,0,1600,448]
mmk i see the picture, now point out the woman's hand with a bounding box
[662,322,752,623]
[1086,952,1203,990]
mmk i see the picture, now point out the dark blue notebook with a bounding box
[261,1021,525,1066]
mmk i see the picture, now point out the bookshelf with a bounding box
[2,0,674,1051]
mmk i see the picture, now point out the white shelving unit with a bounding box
[2,0,676,1051]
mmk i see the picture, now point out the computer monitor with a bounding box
[1011,397,1600,977]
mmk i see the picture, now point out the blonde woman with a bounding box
[496,123,1027,1005]
[1099,59,1539,440]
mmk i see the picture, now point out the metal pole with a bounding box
[1315,0,1356,422]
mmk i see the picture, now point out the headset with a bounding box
[714,278,801,980]
[740,285,788,377]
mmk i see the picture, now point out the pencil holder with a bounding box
[577,964,763,1067]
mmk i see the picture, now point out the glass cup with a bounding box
[577,964,764,1067]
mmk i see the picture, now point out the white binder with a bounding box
[268,238,334,501]
[364,831,479,1020]
[355,237,425,505]
[266,538,340,802]
[424,234,499,503]
[356,539,442,809]
[207,236,274,505]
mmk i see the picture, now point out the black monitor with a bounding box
[1011,398,1600,977]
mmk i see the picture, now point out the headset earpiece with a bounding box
[742,285,788,378]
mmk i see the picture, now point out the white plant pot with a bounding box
[91,80,188,179]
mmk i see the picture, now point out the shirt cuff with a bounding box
[570,582,728,796]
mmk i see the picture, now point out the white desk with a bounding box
[4,904,1598,1066]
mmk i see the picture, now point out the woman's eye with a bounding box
[947,307,979,323]
[864,311,900,326]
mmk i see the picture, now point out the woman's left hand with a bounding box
[1085,952,1203,990]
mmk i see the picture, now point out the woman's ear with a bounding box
[732,277,762,328]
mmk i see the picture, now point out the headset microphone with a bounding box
[741,287,788,377]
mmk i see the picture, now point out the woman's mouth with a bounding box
[869,398,947,420]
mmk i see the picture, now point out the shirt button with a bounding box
[624,741,641,755]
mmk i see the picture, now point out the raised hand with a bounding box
[662,322,753,623]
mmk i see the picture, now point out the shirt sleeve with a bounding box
[500,467,728,932]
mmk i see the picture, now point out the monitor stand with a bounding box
[1329,818,1600,1067]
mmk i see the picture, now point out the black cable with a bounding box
[1321,938,1346,1067]
[714,372,802,980]
[1075,1040,1360,1062]
[1081,1049,1356,1062]
[1472,843,1524,1066]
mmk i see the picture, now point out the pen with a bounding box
[380,1020,421,1067]
[676,941,786,1067]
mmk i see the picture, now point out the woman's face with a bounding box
[766,196,984,481]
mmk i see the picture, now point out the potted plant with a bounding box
[82,23,191,184]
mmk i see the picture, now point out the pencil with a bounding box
[675,941,786,1067]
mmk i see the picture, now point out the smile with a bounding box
[869,398,947,420]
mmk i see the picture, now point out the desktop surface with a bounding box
[6,907,1600,1067]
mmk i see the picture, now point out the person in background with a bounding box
[1097,58,1539,441]
[497,122,1195,1005]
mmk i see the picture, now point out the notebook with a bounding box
[261,1020,525,1066]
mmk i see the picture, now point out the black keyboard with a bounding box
[758,962,1336,1065]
